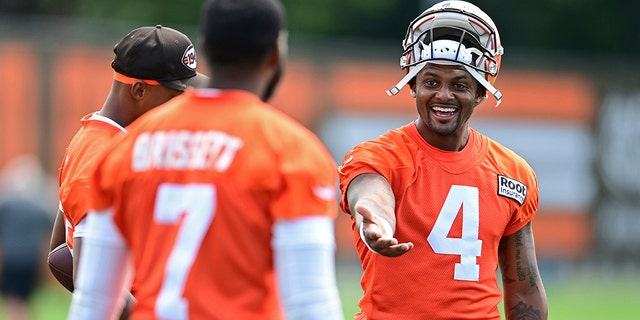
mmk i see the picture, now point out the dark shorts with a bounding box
[0,263,40,300]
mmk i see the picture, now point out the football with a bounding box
[47,242,74,292]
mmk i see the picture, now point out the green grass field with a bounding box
[3,262,639,319]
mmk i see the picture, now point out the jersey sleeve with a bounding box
[337,138,402,215]
[269,130,338,221]
[89,133,130,213]
[502,160,540,236]
[60,140,115,227]
[64,179,97,226]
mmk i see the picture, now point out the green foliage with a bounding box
[76,0,203,26]
[281,0,418,40]
[0,0,637,64]
[19,0,637,54]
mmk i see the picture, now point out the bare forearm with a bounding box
[50,209,66,251]
[346,173,396,226]
[346,173,413,256]
[500,223,548,320]
[503,289,547,320]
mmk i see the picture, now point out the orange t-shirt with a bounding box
[338,123,538,320]
[58,112,126,249]
[90,89,338,320]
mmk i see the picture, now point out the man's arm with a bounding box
[49,208,66,251]
[68,209,133,320]
[72,215,136,320]
[272,216,343,320]
[345,173,413,257]
[498,222,548,320]
[47,207,76,292]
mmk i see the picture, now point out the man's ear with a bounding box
[475,87,487,105]
[409,79,416,98]
[266,30,288,68]
[130,81,146,100]
[277,30,288,63]
[475,94,487,105]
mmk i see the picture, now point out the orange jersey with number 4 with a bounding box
[90,89,338,320]
[338,123,538,320]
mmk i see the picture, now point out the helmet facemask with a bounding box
[387,1,504,106]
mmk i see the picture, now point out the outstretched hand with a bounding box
[355,204,413,257]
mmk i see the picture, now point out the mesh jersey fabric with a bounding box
[89,89,339,320]
[338,123,538,320]
[58,112,125,249]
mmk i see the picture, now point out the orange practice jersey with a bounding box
[90,89,339,320]
[338,123,539,320]
[58,112,126,249]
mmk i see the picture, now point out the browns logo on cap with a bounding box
[112,25,207,91]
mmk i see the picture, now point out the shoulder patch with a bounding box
[497,175,527,205]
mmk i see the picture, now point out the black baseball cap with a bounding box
[112,25,208,91]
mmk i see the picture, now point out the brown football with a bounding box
[47,242,74,292]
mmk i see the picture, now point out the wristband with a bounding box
[359,218,393,254]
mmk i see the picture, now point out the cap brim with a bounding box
[159,72,209,92]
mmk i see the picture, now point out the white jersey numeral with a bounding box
[427,185,482,281]
[153,183,216,319]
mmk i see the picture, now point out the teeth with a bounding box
[432,106,456,113]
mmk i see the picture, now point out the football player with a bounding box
[49,25,206,319]
[67,0,343,319]
[338,1,548,319]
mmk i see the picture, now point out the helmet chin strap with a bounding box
[463,65,502,106]
[386,61,427,96]
[386,61,502,107]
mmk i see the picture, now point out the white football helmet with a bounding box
[386,0,504,106]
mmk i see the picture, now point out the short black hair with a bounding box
[200,0,286,68]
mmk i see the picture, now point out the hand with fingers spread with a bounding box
[355,203,413,257]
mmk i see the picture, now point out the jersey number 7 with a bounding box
[153,183,216,319]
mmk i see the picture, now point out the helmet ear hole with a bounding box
[410,89,416,97]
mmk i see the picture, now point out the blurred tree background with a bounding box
[2,0,640,263]
[1,2,640,318]
[1,0,638,56]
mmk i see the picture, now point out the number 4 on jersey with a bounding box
[427,185,482,281]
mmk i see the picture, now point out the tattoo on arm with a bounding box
[527,264,539,287]
[513,227,541,288]
[514,230,525,282]
[504,225,546,319]
[508,301,542,320]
